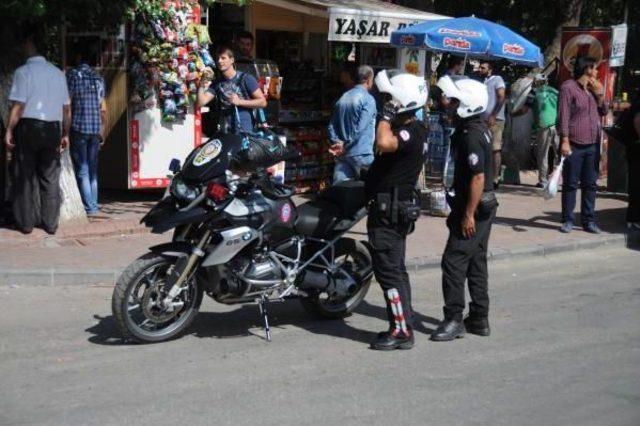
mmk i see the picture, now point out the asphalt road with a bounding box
[1,246,639,426]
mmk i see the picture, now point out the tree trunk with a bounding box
[544,0,584,64]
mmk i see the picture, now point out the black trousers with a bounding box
[441,203,497,322]
[627,151,640,223]
[10,119,62,233]
[367,210,413,334]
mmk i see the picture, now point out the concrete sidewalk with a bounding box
[1,179,638,286]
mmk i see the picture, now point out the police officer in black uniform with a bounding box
[431,75,499,341]
[366,70,428,350]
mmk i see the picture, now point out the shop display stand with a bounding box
[279,111,334,194]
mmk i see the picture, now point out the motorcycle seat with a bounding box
[295,200,341,237]
[295,181,367,237]
[317,180,366,218]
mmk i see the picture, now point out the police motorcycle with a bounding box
[111,131,373,343]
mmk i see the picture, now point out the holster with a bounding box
[373,187,421,228]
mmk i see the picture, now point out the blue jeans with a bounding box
[333,154,374,184]
[561,142,599,225]
[70,132,100,214]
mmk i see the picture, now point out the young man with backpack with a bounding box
[197,46,266,134]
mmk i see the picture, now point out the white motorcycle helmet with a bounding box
[375,69,428,114]
[437,75,489,118]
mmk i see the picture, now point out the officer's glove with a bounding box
[379,101,400,123]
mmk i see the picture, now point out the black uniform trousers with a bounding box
[10,119,62,233]
[627,149,640,223]
[367,209,413,331]
[441,202,497,322]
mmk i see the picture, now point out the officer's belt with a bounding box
[369,186,420,225]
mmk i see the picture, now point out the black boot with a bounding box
[430,319,465,341]
[464,316,491,336]
[371,330,414,350]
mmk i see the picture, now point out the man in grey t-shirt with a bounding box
[479,61,506,189]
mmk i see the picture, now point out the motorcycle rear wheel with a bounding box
[300,239,372,319]
[112,252,204,343]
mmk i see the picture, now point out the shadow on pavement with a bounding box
[495,207,628,235]
[86,298,441,346]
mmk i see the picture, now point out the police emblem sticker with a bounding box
[468,153,479,167]
[193,139,222,167]
[399,130,411,142]
[280,203,292,223]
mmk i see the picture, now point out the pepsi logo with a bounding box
[443,37,471,50]
[503,43,525,56]
[400,35,416,45]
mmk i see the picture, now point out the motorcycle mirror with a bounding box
[168,158,181,174]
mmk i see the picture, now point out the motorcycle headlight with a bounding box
[170,176,200,202]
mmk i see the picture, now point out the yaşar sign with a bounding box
[329,12,422,43]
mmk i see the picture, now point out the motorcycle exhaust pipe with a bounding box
[298,270,331,291]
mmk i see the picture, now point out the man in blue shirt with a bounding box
[197,46,266,134]
[66,45,106,216]
[328,65,377,183]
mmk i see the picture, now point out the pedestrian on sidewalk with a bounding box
[478,61,506,190]
[197,46,267,135]
[558,56,608,234]
[235,31,254,61]
[619,99,640,229]
[327,65,377,183]
[431,75,498,342]
[366,70,427,350]
[66,43,107,216]
[4,25,71,234]
[531,74,559,188]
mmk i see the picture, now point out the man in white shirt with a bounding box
[4,27,71,234]
[478,61,506,189]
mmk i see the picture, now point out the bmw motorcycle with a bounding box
[112,133,373,343]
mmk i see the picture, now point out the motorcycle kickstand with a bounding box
[257,295,272,342]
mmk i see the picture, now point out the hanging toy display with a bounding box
[128,0,212,122]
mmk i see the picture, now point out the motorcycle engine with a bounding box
[243,255,282,282]
[216,254,282,299]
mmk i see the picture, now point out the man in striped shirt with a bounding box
[557,56,608,234]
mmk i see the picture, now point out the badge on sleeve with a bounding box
[399,130,411,142]
[468,153,479,167]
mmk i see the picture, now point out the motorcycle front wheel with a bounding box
[300,239,372,319]
[112,252,204,343]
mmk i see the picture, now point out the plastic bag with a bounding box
[542,156,565,200]
[233,133,289,170]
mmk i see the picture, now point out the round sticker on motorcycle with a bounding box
[193,139,222,167]
[280,203,292,223]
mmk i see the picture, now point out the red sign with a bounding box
[503,43,525,56]
[443,37,471,50]
[559,27,612,102]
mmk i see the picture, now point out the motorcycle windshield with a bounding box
[180,133,245,183]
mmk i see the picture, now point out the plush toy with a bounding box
[200,48,214,67]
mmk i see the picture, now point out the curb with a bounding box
[2,232,639,286]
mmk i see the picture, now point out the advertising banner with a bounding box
[398,48,426,76]
[610,23,628,67]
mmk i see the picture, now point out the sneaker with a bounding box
[583,222,602,234]
[560,222,573,233]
